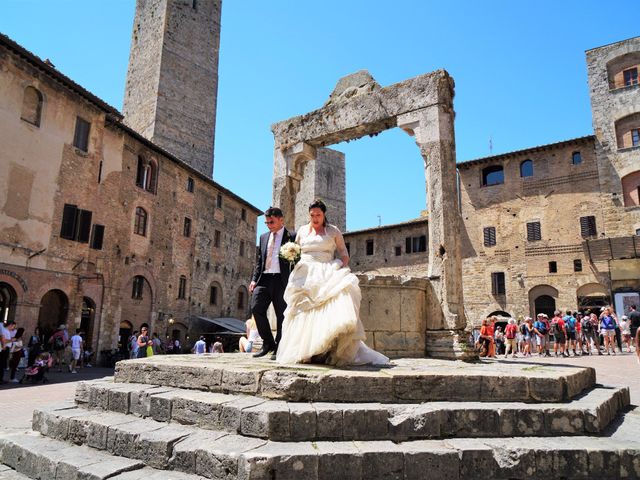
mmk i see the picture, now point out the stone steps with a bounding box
[0,433,206,479]
[114,355,596,403]
[15,408,640,480]
[73,379,630,441]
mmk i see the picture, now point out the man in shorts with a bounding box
[551,311,568,357]
[533,314,547,355]
[69,328,83,374]
[563,310,578,356]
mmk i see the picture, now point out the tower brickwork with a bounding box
[123,0,222,177]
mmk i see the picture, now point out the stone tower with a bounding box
[123,0,222,177]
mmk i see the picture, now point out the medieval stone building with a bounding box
[345,36,640,326]
[0,0,260,359]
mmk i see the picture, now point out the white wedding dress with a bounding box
[276,224,389,366]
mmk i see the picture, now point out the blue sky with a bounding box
[1,1,637,234]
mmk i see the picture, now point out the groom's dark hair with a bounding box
[264,207,283,218]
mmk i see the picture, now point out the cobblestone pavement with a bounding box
[0,366,114,432]
[491,348,640,404]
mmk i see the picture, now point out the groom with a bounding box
[249,207,295,358]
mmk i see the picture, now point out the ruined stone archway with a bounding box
[270,69,466,357]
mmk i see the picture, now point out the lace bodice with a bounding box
[295,224,349,263]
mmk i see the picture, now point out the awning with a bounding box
[191,316,246,335]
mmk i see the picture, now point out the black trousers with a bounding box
[0,348,9,382]
[251,274,287,348]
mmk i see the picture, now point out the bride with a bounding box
[276,199,389,366]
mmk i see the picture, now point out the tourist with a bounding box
[551,311,568,357]
[128,331,139,359]
[173,338,181,354]
[27,326,42,367]
[212,336,224,353]
[136,327,152,358]
[69,328,83,374]
[0,320,17,383]
[628,305,640,338]
[575,312,583,354]
[600,307,618,355]
[239,317,262,353]
[522,317,533,356]
[581,312,597,355]
[478,317,495,358]
[533,314,547,356]
[540,314,552,356]
[8,327,24,383]
[620,315,632,353]
[504,318,518,358]
[563,310,578,356]
[494,326,505,356]
[152,333,163,354]
[48,325,68,371]
[192,336,207,355]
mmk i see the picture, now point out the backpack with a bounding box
[505,324,517,339]
[53,335,65,351]
[582,319,593,332]
[520,323,527,335]
[536,321,547,334]
[552,320,562,335]
[565,317,576,333]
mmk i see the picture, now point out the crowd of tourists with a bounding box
[0,322,93,384]
[475,305,640,362]
[125,329,227,358]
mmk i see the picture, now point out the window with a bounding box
[20,86,43,126]
[241,208,247,221]
[237,289,245,310]
[132,276,145,299]
[134,207,147,236]
[624,68,639,87]
[239,240,245,257]
[520,160,533,178]
[216,193,223,208]
[574,259,582,272]
[60,204,92,243]
[136,156,157,193]
[636,228,640,236]
[183,217,192,237]
[405,235,427,253]
[632,129,640,147]
[178,276,187,299]
[187,177,194,193]
[209,285,218,305]
[366,239,374,256]
[491,272,506,295]
[526,221,541,242]
[549,261,557,273]
[73,116,90,152]
[482,165,504,186]
[571,151,582,165]
[90,224,105,250]
[580,216,597,238]
[214,230,221,248]
[483,227,496,247]
[395,246,402,256]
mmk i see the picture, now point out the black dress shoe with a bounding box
[252,343,275,358]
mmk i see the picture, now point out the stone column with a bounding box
[398,100,471,360]
[272,142,317,229]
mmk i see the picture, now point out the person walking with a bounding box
[504,318,518,358]
[192,336,207,355]
[600,307,618,355]
[27,327,42,367]
[8,327,24,383]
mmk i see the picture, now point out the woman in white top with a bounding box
[239,317,262,353]
[276,200,389,366]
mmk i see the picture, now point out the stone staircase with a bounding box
[1,354,639,479]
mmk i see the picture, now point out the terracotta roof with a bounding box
[344,216,428,236]
[457,135,595,169]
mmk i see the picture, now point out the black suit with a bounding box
[250,228,295,348]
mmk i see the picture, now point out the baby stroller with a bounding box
[20,352,52,384]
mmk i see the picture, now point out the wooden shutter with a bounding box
[492,272,505,295]
[405,237,412,254]
[580,216,597,238]
[73,117,90,152]
[90,224,104,250]
[77,210,92,243]
[483,227,496,247]
[60,204,77,239]
[527,222,541,241]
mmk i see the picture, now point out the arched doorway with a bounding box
[529,285,559,319]
[577,283,610,312]
[0,282,17,324]
[38,289,69,342]
[118,320,133,354]
[80,297,96,350]
[488,310,512,331]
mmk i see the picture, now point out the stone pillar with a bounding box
[272,142,317,229]
[398,102,471,360]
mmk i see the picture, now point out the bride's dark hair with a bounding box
[309,199,328,227]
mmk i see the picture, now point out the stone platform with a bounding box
[1,355,640,479]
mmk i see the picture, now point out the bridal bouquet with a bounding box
[279,241,301,267]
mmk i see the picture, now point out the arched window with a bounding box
[614,113,640,149]
[606,52,640,89]
[482,165,504,186]
[178,276,187,299]
[237,286,248,310]
[136,156,157,193]
[571,151,582,165]
[21,86,43,127]
[520,159,533,178]
[131,275,146,299]
[621,171,640,207]
[134,207,148,236]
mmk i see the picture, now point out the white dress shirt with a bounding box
[264,227,285,274]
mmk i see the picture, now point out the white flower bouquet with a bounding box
[279,241,301,267]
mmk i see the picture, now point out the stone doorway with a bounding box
[118,320,133,355]
[0,282,17,324]
[37,289,69,342]
[534,295,556,318]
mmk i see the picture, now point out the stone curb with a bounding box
[73,379,630,442]
[113,355,596,403]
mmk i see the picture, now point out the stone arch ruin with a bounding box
[270,69,468,358]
